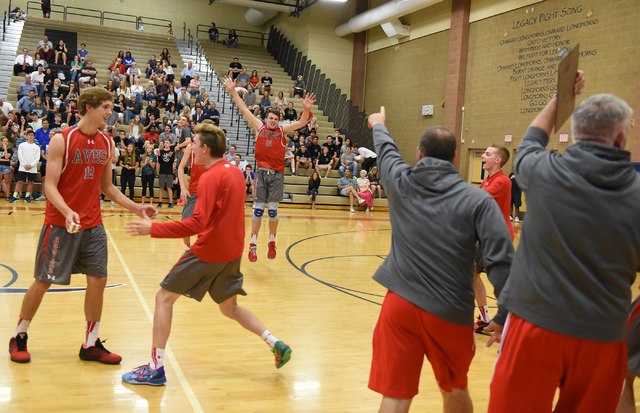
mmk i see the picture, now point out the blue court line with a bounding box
[1,262,19,287]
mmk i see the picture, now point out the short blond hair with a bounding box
[194,123,226,158]
[78,88,113,116]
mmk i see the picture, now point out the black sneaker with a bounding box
[167,203,174,209]
[9,333,31,363]
[79,338,122,364]
[474,316,489,334]
[157,203,163,208]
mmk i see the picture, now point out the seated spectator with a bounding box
[260,71,273,96]
[337,169,363,213]
[28,111,42,131]
[145,80,157,101]
[225,29,238,48]
[123,51,135,69]
[333,129,343,147]
[66,100,80,126]
[30,66,46,97]
[33,53,48,71]
[353,143,378,172]
[283,102,297,122]
[36,36,53,62]
[54,40,67,65]
[340,145,358,178]
[315,145,333,179]
[235,83,247,97]
[131,78,144,101]
[275,92,287,113]
[228,57,242,80]
[244,86,259,116]
[322,135,340,169]
[291,75,306,98]
[78,61,98,88]
[259,94,272,119]
[356,169,374,212]
[306,172,321,209]
[16,75,37,100]
[113,94,125,121]
[14,49,34,77]
[208,23,219,43]
[146,54,157,78]
[368,166,383,198]
[180,61,195,88]
[110,57,126,77]
[163,61,175,84]
[205,103,220,126]
[244,164,255,201]
[105,110,120,137]
[295,143,312,177]
[143,124,159,146]
[51,112,63,132]
[129,115,144,153]
[249,70,260,89]
[189,74,201,96]
[64,81,79,105]
[156,77,169,104]
[127,62,142,86]
[308,134,321,160]
[69,55,83,83]
[77,43,89,64]
[116,81,130,99]
[191,106,207,124]
[125,94,143,123]
[110,66,125,84]
[31,97,48,121]
[137,18,144,31]
[164,103,178,125]
[145,99,160,123]
[197,89,210,107]
[0,98,14,118]
[236,68,250,88]
[285,138,295,174]
[176,89,191,111]
[341,137,352,156]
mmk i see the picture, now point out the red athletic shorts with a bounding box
[489,313,626,413]
[369,291,475,398]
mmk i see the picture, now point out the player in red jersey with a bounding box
[122,123,291,386]
[8,88,158,364]
[177,120,211,250]
[224,75,315,262]
[474,145,513,333]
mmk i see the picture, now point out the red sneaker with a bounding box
[9,333,31,363]
[248,244,258,262]
[79,339,122,364]
[177,199,184,206]
[267,241,277,260]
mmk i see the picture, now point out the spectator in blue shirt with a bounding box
[205,103,220,126]
[78,43,89,63]
[35,119,51,148]
[17,90,36,116]
[180,61,195,88]
[16,75,38,100]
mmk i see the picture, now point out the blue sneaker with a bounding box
[9,196,16,203]
[122,364,166,386]
[25,196,31,203]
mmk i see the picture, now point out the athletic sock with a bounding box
[149,347,165,370]
[84,321,100,348]
[261,330,278,349]
[269,234,276,243]
[13,192,17,197]
[25,192,30,198]
[479,306,491,323]
[13,317,31,338]
[250,234,257,245]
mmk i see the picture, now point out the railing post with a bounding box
[7,0,11,27]
[100,11,103,26]
[183,22,186,41]
[230,104,234,127]
[222,92,226,114]
[236,112,240,139]
[3,12,6,41]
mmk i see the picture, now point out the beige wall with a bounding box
[265,1,355,99]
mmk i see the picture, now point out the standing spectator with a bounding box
[260,71,273,96]
[509,171,522,222]
[315,145,333,178]
[340,145,358,177]
[77,43,89,64]
[353,143,378,173]
[16,75,38,101]
[1,137,13,201]
[208,23,219,43]
[11,130,40,203]
[140,145,157,206]
[244,164,255,202]
[291,75,306,98]
[369,166,383,198]
[14,49,34,77]
[40,0,52,18]
[180,62,195,88]
[36,36,53,61]
[225,29,238,48]
[356,169,374,212]
[54,40,67,65]
[234,154,248,170]
[36,128,52,201]
[119,143,138,201]
[306,172,321,209]
[336,168,363,213]
[228,58,242,80]
[156,139,175,208]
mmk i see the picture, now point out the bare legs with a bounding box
[378,387,472,413]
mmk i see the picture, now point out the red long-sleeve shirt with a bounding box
[150,160,245,263]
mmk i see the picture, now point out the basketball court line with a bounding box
[106,229,204,413]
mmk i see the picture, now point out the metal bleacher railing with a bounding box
[24,2,172,34]
[266,25,373,149]
[196,24,268,48]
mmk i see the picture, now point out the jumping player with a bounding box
[474,145,513,333]
[8,88,158,364]
[224,75,315,262]
[121,123,291,386]
[177,119,212,250]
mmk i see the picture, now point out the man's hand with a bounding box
[24,165,31,170]
[180,187,189,204]
[222,76,235,92]
[135,204,158,220]
[300,93,316,112]
[485,321,504,347]
[574,70,585,95]
[368,106,386,128]
[125,210,153,236]
[65,210,81,234]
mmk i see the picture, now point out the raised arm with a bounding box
[223,75,263,131]
[282,93,316,134]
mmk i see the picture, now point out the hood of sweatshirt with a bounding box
[563,141,636,189]
[409,156,464,193]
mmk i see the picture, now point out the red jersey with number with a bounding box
[44,126,112,229]
[188,142,206,195]
[151,160,245,263]
[481,170,514,240]
[255,125,286,173]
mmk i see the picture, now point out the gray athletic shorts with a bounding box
[181,194,197,220]
[628,296,640,376]
[160,253,246,303]
[34,224,108,285]
[158,174,172,189]
[255,169,284,204]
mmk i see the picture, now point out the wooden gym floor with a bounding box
[0,200,638,412]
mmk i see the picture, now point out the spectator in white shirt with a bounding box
[11,130,40,203]
[0,98,14,117]
[14,48,34,76]
[353,143,378,173]
[30,66,46,97]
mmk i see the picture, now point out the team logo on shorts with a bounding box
[47,236,60,276]
[47,274,56,280]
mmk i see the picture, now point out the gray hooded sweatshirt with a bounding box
[371,124,514,327]
[499,126,640,342]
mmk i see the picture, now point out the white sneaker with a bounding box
[515,217,520,222]
[366,207,370,212]
[509,215,514,221]
[358,197,365,204]
[110,201,116,206]
[36,195,46,201]
[350,208,355,213]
